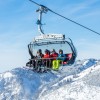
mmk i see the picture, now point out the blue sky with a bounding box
[0,0,100,73]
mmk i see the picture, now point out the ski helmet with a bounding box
[59,49,63,53]
[45,49,48,53]
[52,49,56,53]
[37,49,42,53]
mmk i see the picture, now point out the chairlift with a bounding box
[26,5,77,71]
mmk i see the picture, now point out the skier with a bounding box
[52,49,66,70]
[57,49,66,61]
[35,49,44,71]
[36,49,44,58]
[43,49,51,58]
[50,49,58,60]
[43,49,51,69]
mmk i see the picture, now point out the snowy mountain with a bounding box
[0,59,100,100]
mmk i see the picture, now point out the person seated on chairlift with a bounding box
[35,49,44,66]
[57,49,66,62]
[43,49,51,58]
[43,49,51,68]
[36,49,44,59]
[50,49,58,60]
[52,49,66,70]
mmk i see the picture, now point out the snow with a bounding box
[0,59,100,100]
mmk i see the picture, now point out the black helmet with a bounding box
[45,49,48,53]
[59,49,63,53]
[37,49,42,53]
[52,49,55,53]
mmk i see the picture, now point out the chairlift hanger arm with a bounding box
[29,0,100,36]
[29,0,48,35]
[36,6,45,35]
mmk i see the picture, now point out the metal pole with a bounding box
[37,6,45,35]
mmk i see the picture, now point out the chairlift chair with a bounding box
[26,5,77,71]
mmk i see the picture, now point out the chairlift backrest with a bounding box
[66,53,72,60]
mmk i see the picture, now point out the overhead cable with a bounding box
[29,0,100,36]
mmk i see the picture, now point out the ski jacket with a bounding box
[51,53,58,60]
[43,54,51,59]
[36,53,44,59]
[56,54,66,61]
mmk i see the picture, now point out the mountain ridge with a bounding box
[0,59,100,100]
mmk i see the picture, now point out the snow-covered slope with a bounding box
[0,59,100,100]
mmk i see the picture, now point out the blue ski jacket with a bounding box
[56,54,66,61]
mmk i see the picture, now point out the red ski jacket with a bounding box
[50,53,58,60]
[43,54,51,59]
